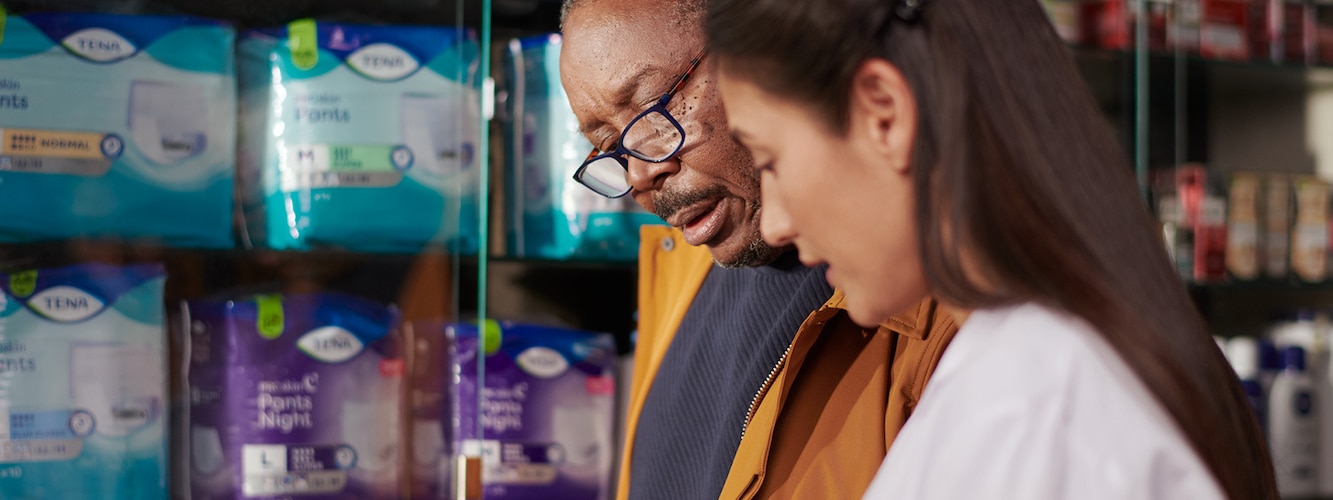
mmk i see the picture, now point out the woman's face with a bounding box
[717,62,928,327]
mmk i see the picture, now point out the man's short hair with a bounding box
[559,0,707,30]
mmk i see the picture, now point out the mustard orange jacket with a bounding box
[620,226,959,500]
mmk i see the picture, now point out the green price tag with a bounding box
[483,319,502,356]
[256,295,285,340]
[288,18,318,71]
[9,270,35,298]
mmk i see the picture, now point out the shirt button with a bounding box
[661,237,675,252]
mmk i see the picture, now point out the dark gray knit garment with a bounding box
[628,252,833,500]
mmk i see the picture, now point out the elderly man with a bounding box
[558,1,959,498]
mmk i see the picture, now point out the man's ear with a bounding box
[848,58,917,174]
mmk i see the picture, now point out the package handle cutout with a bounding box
[257,295,285,339]
[288,19,319,71]
[484,319,502,356]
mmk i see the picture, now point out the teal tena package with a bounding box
[0,263,168,499]
[503,34,664,262]
[238,20,481,253]
[0,13,237,248]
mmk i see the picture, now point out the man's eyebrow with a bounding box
[577,65,667,140]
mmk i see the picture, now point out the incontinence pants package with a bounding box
[0,263,167,499]
[238,20,481,253]
[453,321,617,499]
[502,34,664,261]
[0,13,236,247]
[187,293,403,500]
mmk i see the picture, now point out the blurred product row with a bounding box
[1155,165,1333,284]
[1222,311,1333,498]
[1044,0,1333,65]
[0,262,621,499]
[0,8,653,260]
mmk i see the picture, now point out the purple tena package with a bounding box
[453,322,617,500]
[187,293,403,500]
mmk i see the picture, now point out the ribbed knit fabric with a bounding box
[628,252,834,500]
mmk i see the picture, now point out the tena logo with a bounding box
[516,347,569,379]
[297,326,365,363]
[346,43,420,81]
[28,286,106,322]
[61,28,138,63]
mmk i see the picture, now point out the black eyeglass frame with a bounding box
[572,48,709,199]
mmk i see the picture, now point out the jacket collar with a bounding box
[824,290,937,340]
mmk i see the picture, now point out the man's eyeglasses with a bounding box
[573,49,708,198]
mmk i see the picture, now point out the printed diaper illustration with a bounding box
[503,34,664,262]
[186,293,403,500]
[0,263,168,500]
[452,321,617,500]
[237,20,481,253]
[0,12,236,247]
[128,80,211,166]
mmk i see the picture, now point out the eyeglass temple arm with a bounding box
[657,48,709,106]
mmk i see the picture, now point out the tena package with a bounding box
[0,12,236,247]
[453,321,616,500]
[0,263,168,499]
[238,20,481,253]
[502,34,664,262]
[187,293,404,499]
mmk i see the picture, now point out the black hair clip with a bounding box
[895,0,924,23]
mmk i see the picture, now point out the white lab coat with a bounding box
[862,303,1224,499]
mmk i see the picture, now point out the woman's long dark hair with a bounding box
[706,0,1276,497]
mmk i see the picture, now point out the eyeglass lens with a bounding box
[623,110,685,162]
[579,156,633,197]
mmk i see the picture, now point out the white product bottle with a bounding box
[1226,337,1266,433]
[1270,346,1319,497]
[1315,319,1333,496]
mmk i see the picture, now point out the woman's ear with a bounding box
[849,58,917,174]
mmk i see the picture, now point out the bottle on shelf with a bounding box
[1269,346,1320,497]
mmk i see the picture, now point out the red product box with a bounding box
[1247,0,1280,62]
[1081,0,1169,50]
[1283,1,1313,63]
[1316,2,1333,65]
[1202,0,1254,60]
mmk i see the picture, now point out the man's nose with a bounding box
[626,155,680,194]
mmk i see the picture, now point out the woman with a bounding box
[705,0,1276,498]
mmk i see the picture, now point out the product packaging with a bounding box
[0,263,167,499]
[1265,174,1293,279]
[1315,1,1333,64]
[453,321,616,500]
[1081,0,1170,50]
[502,34,664,262]
[237,20,481,253]
[1227,173,1262,280]
[1170,0,1204,52]
[1042,0,1083,43]
[1291,177,1329,282]
[1269,346,1318,496]
[0,13,236,247]
[187,293,404,499]
[1201,0,1254,60]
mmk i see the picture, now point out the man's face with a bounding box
[559,1,782,267]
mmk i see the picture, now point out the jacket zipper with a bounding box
[741,340,795,439]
